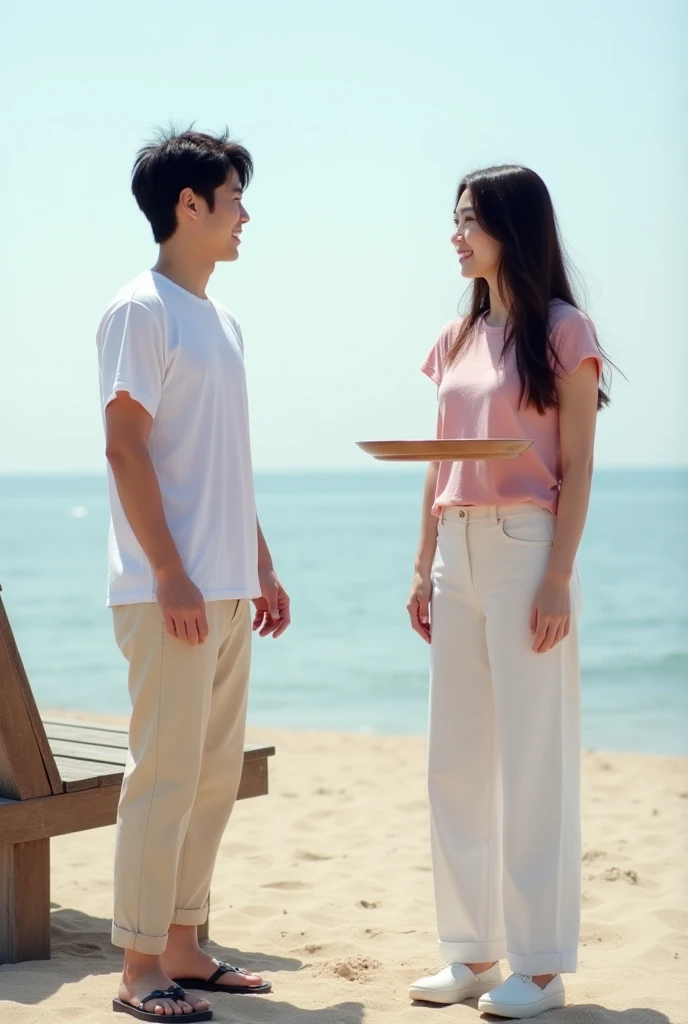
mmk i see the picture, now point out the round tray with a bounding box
[356,439,533,462]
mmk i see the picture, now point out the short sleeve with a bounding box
[420,320,458,386]
[218,307,244,357]
[97,300,165,418]
[234,320,245,357]
[550,308,604,382]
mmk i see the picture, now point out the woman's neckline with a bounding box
[480,312,507,334]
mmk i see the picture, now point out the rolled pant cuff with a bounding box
[172,904,209,927]
[507,949,578,975]
[439,938,507,963]
[112,923,168,954]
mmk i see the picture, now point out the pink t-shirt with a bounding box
[421,301,603,515]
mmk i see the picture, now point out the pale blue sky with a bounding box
[2,0,685,472]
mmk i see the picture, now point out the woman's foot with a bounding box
[531,973,557,989]
[162,925,266,992]
[409,961,502,1004]
[478,973,565,1019]
[119,952,210,1016]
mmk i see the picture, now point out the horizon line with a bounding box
[2,464,687,477]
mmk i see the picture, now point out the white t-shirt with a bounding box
[96,270,260,607]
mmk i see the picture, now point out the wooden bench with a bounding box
[0,585,275,965]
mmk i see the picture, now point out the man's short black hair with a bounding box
[131,126,253,243]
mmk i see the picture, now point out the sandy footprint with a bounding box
[262,880,310,890]
[237,903,283,917]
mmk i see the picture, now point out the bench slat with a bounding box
[49,738,127,768]
[50,743,275,792]
[43,722,129,750]
[43,718,131,740]
[44,723,274,762]
[53,757,123,791]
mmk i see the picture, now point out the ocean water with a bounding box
[0,469,686,755]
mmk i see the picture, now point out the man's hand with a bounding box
[253,567,291,639]
[156,566,209,647]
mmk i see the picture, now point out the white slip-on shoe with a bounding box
[478,973,565,1018]
[408,962,503,1004]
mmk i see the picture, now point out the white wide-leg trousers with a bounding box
[429,503,582,975]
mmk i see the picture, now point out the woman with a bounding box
[406,165,610,1019]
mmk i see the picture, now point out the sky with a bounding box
[2,0,686,473]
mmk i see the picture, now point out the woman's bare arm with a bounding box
[531,358,599,653]
[407,461,440,643]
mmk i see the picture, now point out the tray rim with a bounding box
[356,438,532,451]
[356,438,533,463]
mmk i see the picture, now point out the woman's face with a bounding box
[451,189,501,280]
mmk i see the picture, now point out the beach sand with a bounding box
[1,718,686,1023]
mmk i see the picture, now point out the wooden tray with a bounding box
[356,439,533,462]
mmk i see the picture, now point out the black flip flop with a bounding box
[174,960,272,994]
[113,984,213,1021]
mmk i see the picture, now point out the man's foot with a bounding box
[478,973,565,1019]
[119,964,210,1016]
[162,924,269,994]
[408,962,502,1004]
[163,949,267,993]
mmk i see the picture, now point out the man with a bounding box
[97,127,289,1021]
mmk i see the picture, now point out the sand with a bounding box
[1,719,687,1024]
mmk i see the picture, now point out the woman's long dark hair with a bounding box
[448,164,611,412]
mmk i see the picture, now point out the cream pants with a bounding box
[429,504,582,975]
[111,599,251,954]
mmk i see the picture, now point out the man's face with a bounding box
[194,167,250,262]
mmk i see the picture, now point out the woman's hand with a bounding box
[407,572,433,644]
[530,574,571,653]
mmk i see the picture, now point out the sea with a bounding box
[0,469,686,756]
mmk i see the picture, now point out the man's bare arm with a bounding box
[105,392,208,646]
[252,519,291,639]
